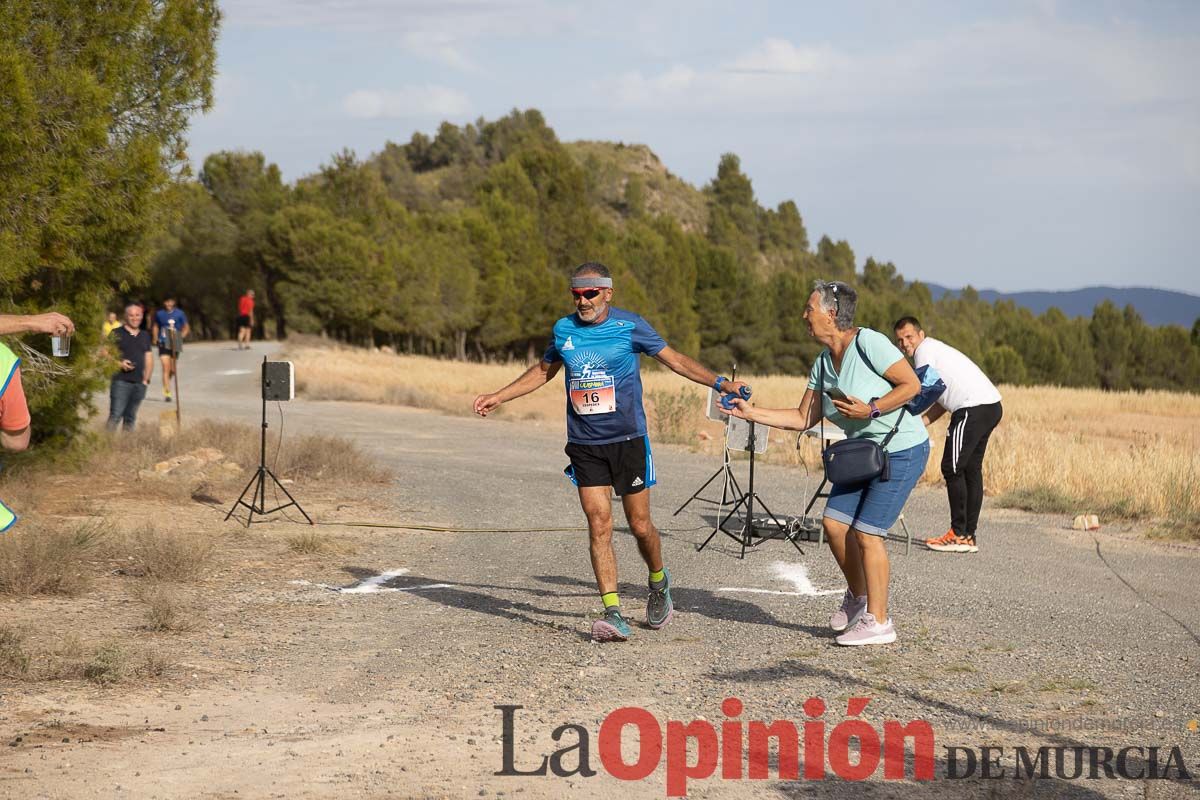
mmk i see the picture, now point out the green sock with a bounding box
[601,592,620,609]
[648,568,666,584]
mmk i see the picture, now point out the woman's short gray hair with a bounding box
[812,280,857,331]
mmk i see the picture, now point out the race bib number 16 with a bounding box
[570,375,616,415]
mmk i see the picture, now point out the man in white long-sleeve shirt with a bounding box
[894,317,1003,553]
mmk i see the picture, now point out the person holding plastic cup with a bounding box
[0,310,74,531]
[0,311,75,341]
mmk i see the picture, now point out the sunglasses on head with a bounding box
[827,282,840,316]
[571,288,604,300]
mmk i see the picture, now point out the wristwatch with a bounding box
[868,401,881,419]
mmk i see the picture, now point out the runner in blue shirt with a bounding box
[151,296,189,402]
[473,262,749,642]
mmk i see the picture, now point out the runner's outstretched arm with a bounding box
[653,346,749,396]
[473,360,562,417]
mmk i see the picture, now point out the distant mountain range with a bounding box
[923,284,1200,328]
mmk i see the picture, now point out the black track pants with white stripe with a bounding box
[940,401,1003,538]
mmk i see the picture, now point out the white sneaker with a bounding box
[829,589,868,632]
[835,611,897,646]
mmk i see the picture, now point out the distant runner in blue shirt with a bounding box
[151,296,189,403]
[473,262,750,643]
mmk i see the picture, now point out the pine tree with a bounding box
[0,0,219,444]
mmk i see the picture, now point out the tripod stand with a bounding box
[675,366,743,518]
[696,419,798,558]
[225,358,312,527]
[674,414,744,517]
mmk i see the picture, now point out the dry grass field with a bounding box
[285,342,1200,537]
[0,419,392,685]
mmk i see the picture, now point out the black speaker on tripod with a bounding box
[225,357,312,526]
[262,360,294,401]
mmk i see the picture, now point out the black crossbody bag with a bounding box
[818,331,907,486]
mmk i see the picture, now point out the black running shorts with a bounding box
[564,436,656,496]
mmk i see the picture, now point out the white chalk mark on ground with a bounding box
[716,561,842,597]
[290,568,451,594]
[216,369,252,376]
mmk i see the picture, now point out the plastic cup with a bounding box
[51,333,71,358]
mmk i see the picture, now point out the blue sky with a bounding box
[189,1,1200,294]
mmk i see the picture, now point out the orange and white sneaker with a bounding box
[925,529,957,550]
[925,530,978,553]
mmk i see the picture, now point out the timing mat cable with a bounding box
[310,520,715,534]
[1091,533,1200,648]
[208,500,713,535]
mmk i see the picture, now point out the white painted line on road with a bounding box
[338,567,411,593]
[290,568,452,594]
[714,588,815,596]
[216,369,252,376]
[717,561,842,597]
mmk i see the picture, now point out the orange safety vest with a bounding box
[0,343,20,531]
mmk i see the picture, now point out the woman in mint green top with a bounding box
[723,281,929,648]
[807,327,929,452]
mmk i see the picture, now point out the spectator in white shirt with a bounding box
[894,317,1003,554]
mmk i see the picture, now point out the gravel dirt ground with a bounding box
[2,341,1197,799]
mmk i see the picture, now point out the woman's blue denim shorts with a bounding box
[823,440,930,537]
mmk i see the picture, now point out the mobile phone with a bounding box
[825,387,849,402]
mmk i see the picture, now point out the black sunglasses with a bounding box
[571,288,603,300]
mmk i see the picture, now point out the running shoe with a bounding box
[926,530,977,553]
[591,608,631,642]
[924,529,956,549]
[830,589,867,632]
[835,612,897,646]
[164,392,172,402]
[647,567,673,629]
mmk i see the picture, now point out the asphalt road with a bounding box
[166,341,1200,798]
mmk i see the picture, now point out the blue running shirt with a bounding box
[543,307,667,445]
[154,307,188,348]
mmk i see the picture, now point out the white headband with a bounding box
[571,276,613,289]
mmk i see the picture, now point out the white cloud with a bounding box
[226,0,582,71]
[603,21,1200,111]
[400,32,477,72]
[613,65,697,107]
[600,37,851,114]
[724,38,842,75]
[342,86,471,119]
[595,22,1200,185]
[226,0,573,31]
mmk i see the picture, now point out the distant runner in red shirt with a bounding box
[237,289,255,350]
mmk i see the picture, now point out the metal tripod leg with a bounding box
[697,490,752,554]
[225,466,313,527]
[225,469,261,523]
[675,461,742,516]
[748,493,804,555]
[258,466,314,523]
